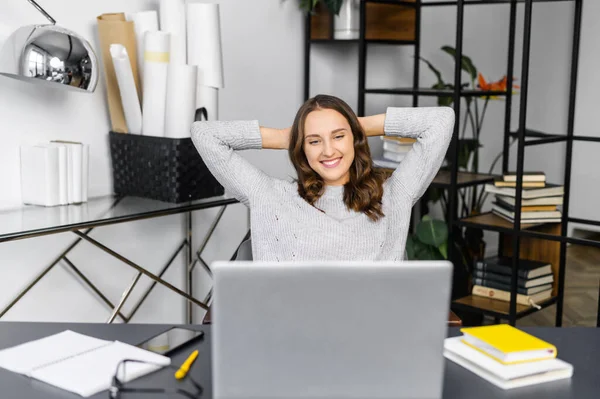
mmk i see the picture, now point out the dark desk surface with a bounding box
[0,322,598,399]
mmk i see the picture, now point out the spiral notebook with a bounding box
[0,330,171,397]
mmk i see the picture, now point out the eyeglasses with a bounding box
[108,359,203,399]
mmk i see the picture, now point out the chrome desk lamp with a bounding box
[0,0,98,92]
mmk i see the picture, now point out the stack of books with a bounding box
[373,137,415,169]
[444,324,573,389]
[471,256,554,307]
[484,172,564,224]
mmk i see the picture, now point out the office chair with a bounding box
[202,231,409,324]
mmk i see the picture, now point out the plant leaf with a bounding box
[439,241,448,259]
[441,46,478,81]
[323,0,344,15]
[432,82,454,107]
[406,235,416,260]
[415,245,444,260]
[299,0,313,12]
[412,239,430,260]
[419,57,444,86]
[427,187,443,204]
[416,218,448,247]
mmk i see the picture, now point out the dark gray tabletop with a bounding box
[0,322,598,399]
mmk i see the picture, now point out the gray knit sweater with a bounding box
[191,106,454,261]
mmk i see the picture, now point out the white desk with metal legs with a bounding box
[0,194,245,324]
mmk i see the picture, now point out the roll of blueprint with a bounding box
[141,31,170,136]
[186,2,224,89]
[110,44,142,134]
[165,63,197,138]
[128,10,159,88]
[159,0,187,63]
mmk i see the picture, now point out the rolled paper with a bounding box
[165,63,197,138]
[128,10,159,88]
[97,13,141,133]
[186,2,224,89]
[142,31,170,137]
[196,84,218,121]
[110,44,142,134]
[159,0,187,64]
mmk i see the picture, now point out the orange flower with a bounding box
[477,73,519,99]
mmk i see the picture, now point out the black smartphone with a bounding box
[137,327,204,355]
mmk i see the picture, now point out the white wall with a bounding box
[0,0,595,323]
[0,0,302,323]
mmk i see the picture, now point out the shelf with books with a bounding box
[303,0,588,326]
[453,221,562,320]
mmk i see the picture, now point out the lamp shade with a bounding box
[0,24,98,93]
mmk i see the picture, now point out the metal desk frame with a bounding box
[0,195,242,324]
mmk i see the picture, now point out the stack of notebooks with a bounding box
[484,171,564,224]
[373,137,416,169]
[444,324,573,389]
[471,256,554,307]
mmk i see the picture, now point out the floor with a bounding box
[498,233,600,327]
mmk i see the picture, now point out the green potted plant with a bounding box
[406,215,448,261]
[418,46,520,266]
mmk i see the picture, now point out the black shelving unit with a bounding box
[304,0,600,326]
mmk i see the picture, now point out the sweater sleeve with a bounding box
[191,120,269,207]
[383,106,455,205]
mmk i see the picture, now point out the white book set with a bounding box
[20,141,89,207]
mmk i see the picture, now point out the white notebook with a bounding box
[444,336,573,390]
[0,330,171,397]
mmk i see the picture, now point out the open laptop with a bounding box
[210,260,453,399]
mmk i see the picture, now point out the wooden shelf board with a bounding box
[458,212,561,231]
[310,39,416,45]
[365,87,508,97]
[453,295,557,316]
[378,169,496,188]
[431,171,497,187]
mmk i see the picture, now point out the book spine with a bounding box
[474,261,528,279]
[472,278,530,294]
[473,270,518,286]
[471,285,531,306]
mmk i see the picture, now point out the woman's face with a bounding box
[302,108,355,186]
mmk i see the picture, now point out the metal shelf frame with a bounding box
[303,0,598,326]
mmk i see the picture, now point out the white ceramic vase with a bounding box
[334,0,360,40]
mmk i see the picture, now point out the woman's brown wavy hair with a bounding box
[288,94,388,222]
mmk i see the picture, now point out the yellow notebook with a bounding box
[460,324,557,365]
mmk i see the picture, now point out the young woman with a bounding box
[191,94,454,261]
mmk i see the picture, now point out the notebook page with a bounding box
[0,330,110,375]
[30,341,171,397]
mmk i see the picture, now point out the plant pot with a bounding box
[334,0,360,40]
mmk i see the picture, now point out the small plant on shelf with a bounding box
[418,46,520,270]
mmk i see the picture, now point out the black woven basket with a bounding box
[109,131,224,203]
